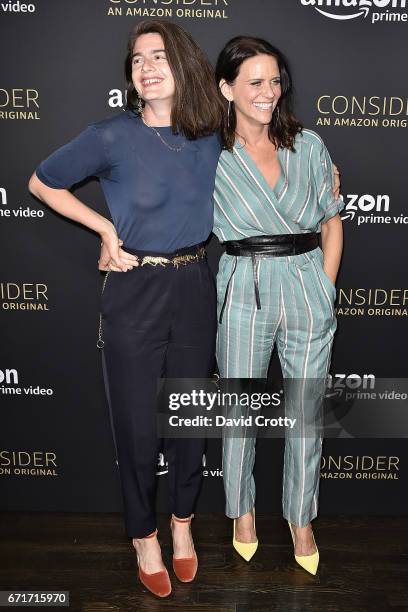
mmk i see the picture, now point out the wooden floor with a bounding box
[0,513,407,612]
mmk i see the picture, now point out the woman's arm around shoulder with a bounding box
[301,129,341,199]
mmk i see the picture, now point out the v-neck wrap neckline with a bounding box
[233,143,285,206]
[213,129,345,243]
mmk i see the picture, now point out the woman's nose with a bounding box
[141,60,154,72]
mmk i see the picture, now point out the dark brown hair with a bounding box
[215,36,303,151]
[125,20,222,139]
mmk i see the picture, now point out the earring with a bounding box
[274,105,280,125]
[227,100,232,129]
[137,95,143,115]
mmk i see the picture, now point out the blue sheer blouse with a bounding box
[36,110,221,253]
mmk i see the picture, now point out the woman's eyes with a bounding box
[132,54,167,66]
[250,79,281,87]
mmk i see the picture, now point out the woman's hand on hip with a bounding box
[98,232,139,272]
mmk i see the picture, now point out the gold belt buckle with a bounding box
[140,247,205,268]
[141,256,170,267]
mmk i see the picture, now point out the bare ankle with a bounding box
[172,513,193,524]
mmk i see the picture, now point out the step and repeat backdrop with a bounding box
[1,0,407,518]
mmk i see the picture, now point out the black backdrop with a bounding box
[1,0,407,517]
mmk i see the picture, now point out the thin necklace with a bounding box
[141,113,186,153]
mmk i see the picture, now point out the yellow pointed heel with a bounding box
[288,521,319,575]
[232,509,258,562]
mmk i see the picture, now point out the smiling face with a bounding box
[131,32,175,107]
[221,53,282,129]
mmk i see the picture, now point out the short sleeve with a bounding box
[313,137,345,223]
[36,125,111,189]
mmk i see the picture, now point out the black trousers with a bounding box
[100,245,216,538]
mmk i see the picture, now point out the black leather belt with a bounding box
[219,233,319,323]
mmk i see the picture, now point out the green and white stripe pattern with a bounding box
[213,130,344,527]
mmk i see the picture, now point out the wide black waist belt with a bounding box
[219,233,319,323]
[225,232,318,257]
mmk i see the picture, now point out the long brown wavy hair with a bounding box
[125,20,223,139]
[215,36,303,151]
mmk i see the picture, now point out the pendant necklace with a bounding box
[141,113,186,153]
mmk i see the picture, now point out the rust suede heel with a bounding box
[135,530,172,598]
[171,515,198,583]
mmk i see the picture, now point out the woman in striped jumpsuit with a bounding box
[213,36,344,574]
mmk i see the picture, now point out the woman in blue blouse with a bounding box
[29,20,223,598]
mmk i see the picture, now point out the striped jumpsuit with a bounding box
[213,129,344,527]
